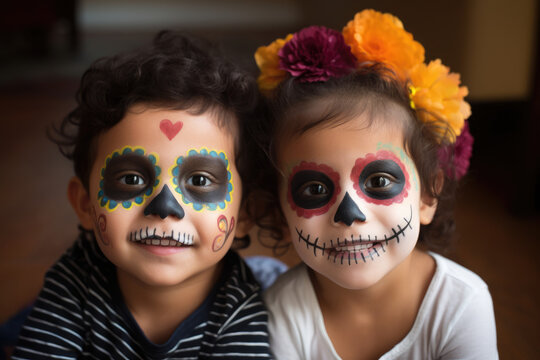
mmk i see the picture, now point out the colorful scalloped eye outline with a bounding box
[170,148,233,212]
[287,160,342,218]
[350,150,410,206]
[97,146,161,212]
[376,142,419,191]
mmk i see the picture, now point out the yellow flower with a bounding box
[342,9,424,80]
[254,34,293,92]
[409,59,471,143]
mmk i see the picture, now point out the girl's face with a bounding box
[84,105,241,288]
[277,106,435,290]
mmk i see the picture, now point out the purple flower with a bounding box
[278,26,356,83]
[438,121,474,180]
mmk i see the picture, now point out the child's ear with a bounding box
[419,170,444,225]
[419,195,438,225]
[234,208,255,239]
[67,177,94,230]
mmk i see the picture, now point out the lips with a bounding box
[128,227,194,246]
[328,240,383,265]
[294,205,413,263]
[333,241,375,252]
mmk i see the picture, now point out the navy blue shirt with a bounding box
[13,233,272,359]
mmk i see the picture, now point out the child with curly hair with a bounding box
[253,9,497,359]
[13,31,272,359]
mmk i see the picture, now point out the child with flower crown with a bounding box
[253,9,498,360]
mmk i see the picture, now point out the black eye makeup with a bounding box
[351,150,410,205]
[102,153,157,201]
[172,153,230,210]
[291,171,335,209]
[287,161,341,218]
[360,161,404,198]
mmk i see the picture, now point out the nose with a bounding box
[144,185,185,219]
[334,192,366,226]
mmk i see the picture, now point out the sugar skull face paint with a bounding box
[90,206,109,246]
[85,105,242,288]
[212,215,235,252]
[159,119,183,140]
[287,161,341,218]
[171,149,233,211]
[277,108,434,290]
[351,150,410,206]
[98,146,161,211]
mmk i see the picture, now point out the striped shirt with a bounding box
[12,234,272,359]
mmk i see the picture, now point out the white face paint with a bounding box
[277,109,433,290]
[87,105,241,288]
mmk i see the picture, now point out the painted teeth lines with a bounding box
[129,227,194,246]
[295,205,413,265]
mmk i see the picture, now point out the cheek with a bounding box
[90,206,110,246]
[282,204,328,241]
[212,215,236,252]
[186,197,240,251]
[91,202,137,242]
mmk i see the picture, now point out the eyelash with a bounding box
[186,173,213,187]
[364,173,396,189]
[117,172,146,186]
[299,181,329,197]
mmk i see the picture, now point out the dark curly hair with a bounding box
[252,64,460,254]
[50,30,262,247]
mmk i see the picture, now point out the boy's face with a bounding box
[84,105,241,287]
[277,107,435,290]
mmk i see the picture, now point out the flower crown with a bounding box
[254,9,473,179]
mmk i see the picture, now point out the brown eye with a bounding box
[187,174,213,187]
[177,155,228,203]
[291,170,335,210]
[357,160,405,200]
[365,174,393,190]
[300,182,328,197]
[103,154,156,200]
[118,173,146,186]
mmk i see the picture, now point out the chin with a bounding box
[140,274,188,288]
[325,270,387,290]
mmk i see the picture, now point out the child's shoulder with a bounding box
[220,251,265,298]
[45,234,113,292]
[419,252,494,328]
[429,252,489,293]
[263,263,312,307]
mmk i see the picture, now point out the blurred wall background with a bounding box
[1,0,537,98]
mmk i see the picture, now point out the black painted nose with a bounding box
[334,192,366,226]
[144,185,185,219]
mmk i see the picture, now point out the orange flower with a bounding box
[342,9,424,80]
[254,34,293,92]
[409,59,471,143]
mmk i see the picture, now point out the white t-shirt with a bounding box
[264,253,498,360]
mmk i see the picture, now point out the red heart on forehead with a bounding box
[159,119,183,140]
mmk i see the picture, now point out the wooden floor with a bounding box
[1,60,539,360]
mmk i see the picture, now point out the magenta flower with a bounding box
[278,26,356,83]
[438,121,474,180]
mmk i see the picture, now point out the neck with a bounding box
[311,249,432,316]
[117,260,223,343]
